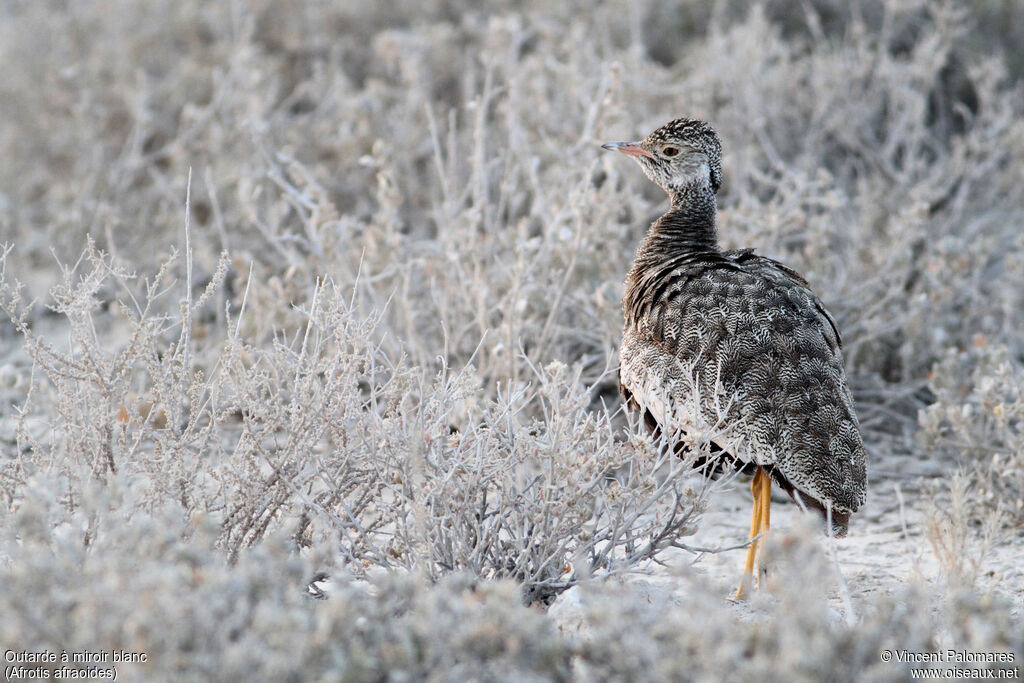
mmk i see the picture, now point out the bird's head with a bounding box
[602,117,722,196]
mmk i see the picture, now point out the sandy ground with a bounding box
[551,457,1024,631]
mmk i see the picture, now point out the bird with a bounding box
[602,118,867,599]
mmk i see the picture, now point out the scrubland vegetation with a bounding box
[1,0,1022,679]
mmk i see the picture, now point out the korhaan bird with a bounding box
[603,118,867,599]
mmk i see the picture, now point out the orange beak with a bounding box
[602,141,654,159]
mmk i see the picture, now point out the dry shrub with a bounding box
[924,472,1004,588]
[920,346,1024,526]
[2,0,1024,679]
[1,240,717,606]
[3,495,1020,681]
[2,493,574,680]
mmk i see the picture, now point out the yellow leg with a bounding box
[757,467,771,588]
[733,467,766,600]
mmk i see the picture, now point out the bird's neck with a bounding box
[640,179,720,259]
[622,178,721,330]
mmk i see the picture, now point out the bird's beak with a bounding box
[601,141,654,159]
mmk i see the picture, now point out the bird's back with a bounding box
[619,247,867,526]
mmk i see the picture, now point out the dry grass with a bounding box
[1,0,1023,679]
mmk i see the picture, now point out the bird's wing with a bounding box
[620,253,866,512]
[729,249,843,349]
[619,329,749,459]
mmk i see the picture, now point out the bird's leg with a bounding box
[756,466,771,588]
[733,467,765,600]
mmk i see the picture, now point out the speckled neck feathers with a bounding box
[643,177,719,254]
[624,178,729,331]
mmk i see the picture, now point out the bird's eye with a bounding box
[662,146,680,157]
